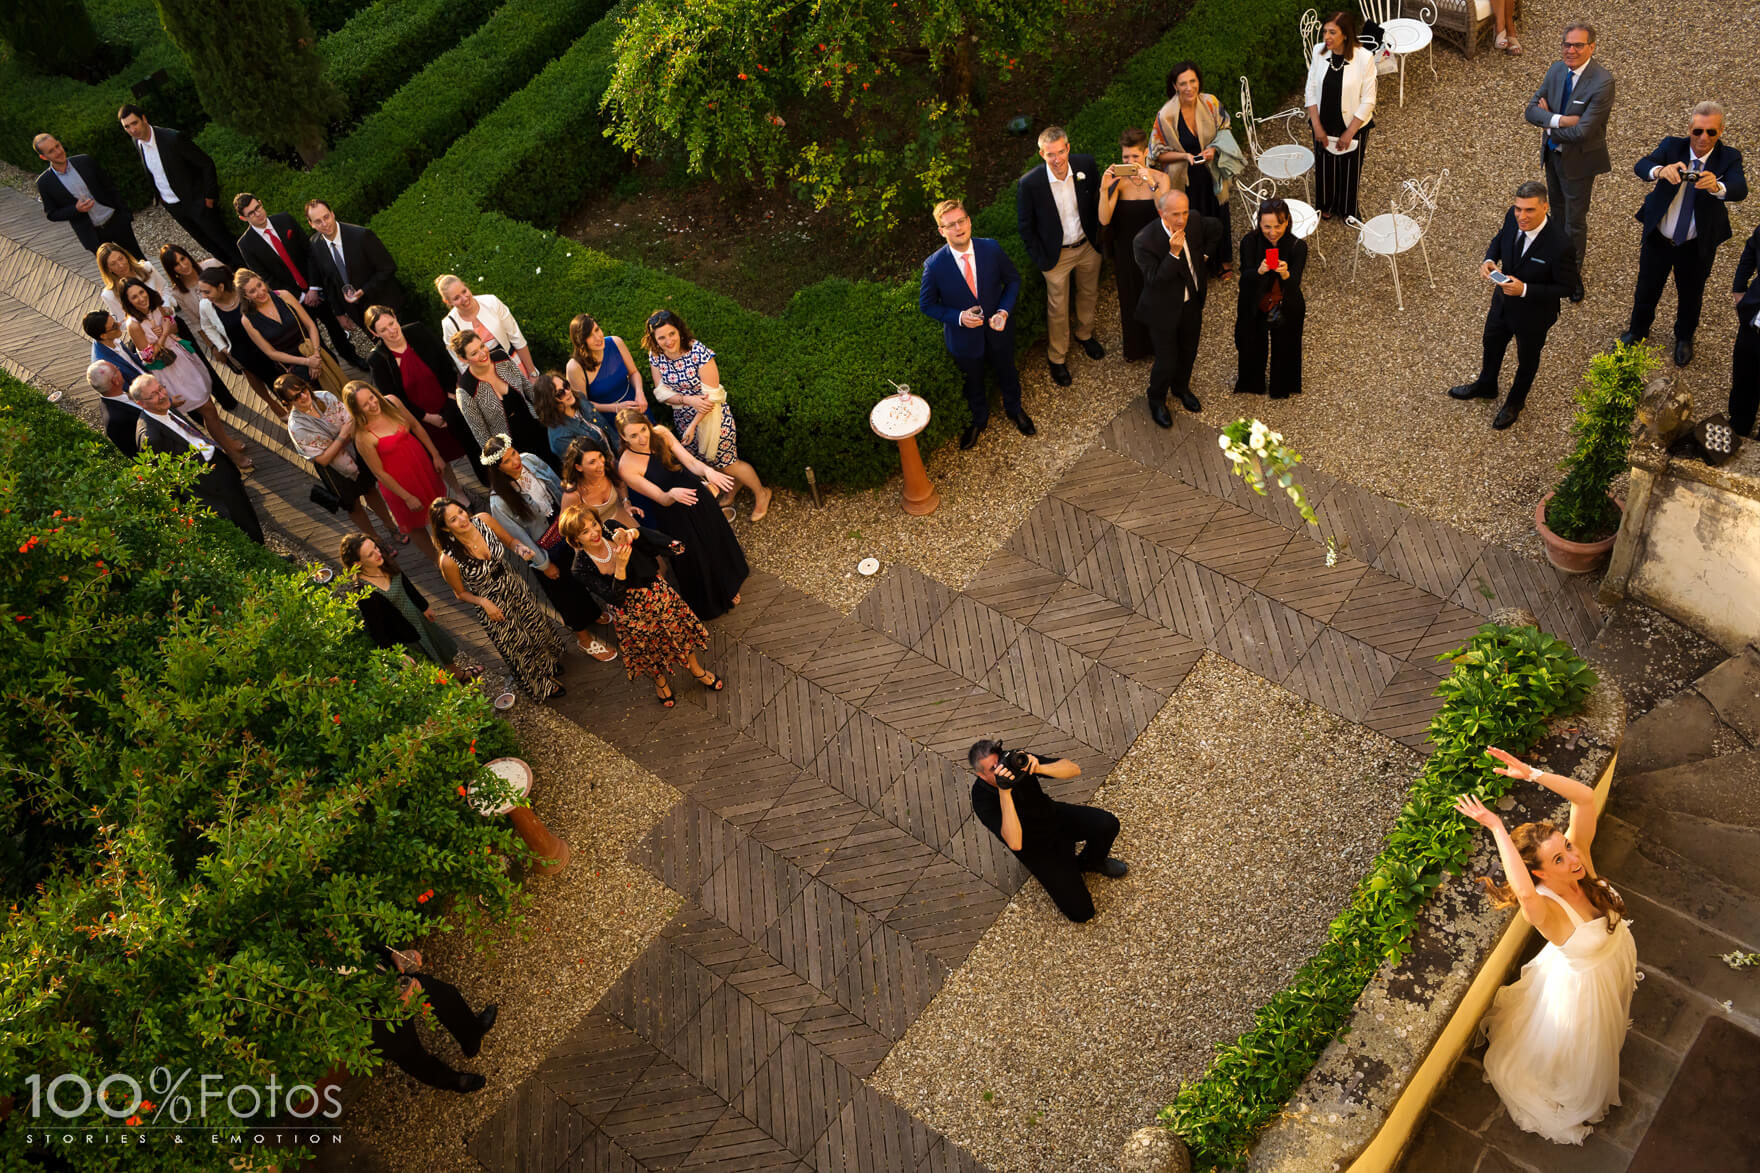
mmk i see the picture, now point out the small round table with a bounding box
[1381,17,1436,107]
[472,756,571,876]
[1258,142,1316,203]
[869,391,939,516]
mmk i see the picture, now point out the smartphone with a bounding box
[1489,270,1514,284]
[1265,246,1280,270]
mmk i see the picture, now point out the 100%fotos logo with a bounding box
[24,1067,343,1124]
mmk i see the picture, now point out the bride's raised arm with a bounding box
[1486,746,1600,854]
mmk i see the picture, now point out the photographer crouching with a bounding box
[967,739,1129,923]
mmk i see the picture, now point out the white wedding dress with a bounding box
[1479,882,1638,1143]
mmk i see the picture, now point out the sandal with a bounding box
[578,636,618,662]
[1494,30,1509,50]
[691,668,725,691]
[546,682,568,700]
[1504,36,1523,54]
[655,681,675,708]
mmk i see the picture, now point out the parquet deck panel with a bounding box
[748,773,870,876]
[920,688,1045,765]
[596,1058,729,1172]
[1112,470,1221,555]
[603,939,725,1055]
[832,924,948,1042]
[763,880,877,993]
[1137,557,1250,644]
[797,619,912,707]
[720,946,830,1028]
[1181,503,1296,589]
[738,1030,865,1157]
[815,815,945,918]
[470,1076,595,1173]
[557,1131,643,1173]
[1097,403,1196,467]
[961,550,1067,626]
[738,589,846,673]
[1210,592,1324,685]
[1028,580,1136,658]
[663,982,789,1103]
[1096,613,1205,695]
[809,710,923,810]
[747,674,854,769]
[916,596,1024,685]
[851,566,956,649]
[883,857,1010,970]
[1072,524,1181,613]
[1329,569,1447,661]
[1449,542,1564,618]
[915,1138,988,1173]
[1232,463,1338,532]
[811,1085,934,1173]
[699,835,810,944]
[987,627,1094,722]
[632,802,740,899]
[676,1108,802,1172]
[944,815,1031,896]
[1001,494,1108,576]
[791,997,896,1080]
[662,905,766,979]
[1254,537,1371,624]
[1361,663,1448,749]
[1047,663,1163,758]
[1374,512,1484,601]
[535,1014,662,1127]
[626,705,747,790]
[1160,425,1251,504]
[860,653,973,744]
[1282,628,1402,723]
[1048,446,1157,521]
[1313,483,1409,570]
[875,751,980,856]
[1408,603,1491,676]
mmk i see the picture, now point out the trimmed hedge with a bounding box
[366,0,1317,490]
[199,0,615,224]
[319,0,502,123]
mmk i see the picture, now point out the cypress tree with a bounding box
[154,0,342,166]
[0,0,111,80]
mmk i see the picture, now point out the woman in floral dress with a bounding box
[642,309,771,520]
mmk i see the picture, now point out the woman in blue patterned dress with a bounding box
[641,309,772,521]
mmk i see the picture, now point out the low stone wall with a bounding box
[1244,674,1625,1173]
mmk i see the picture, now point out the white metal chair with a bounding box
[1362,0,1438,107]
[1240,75,1315,203]
[1346,168,1446,311]
[1237,176,1326,266]
[1298,8,1322,67]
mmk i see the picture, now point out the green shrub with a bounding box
[1160,624,1596,1169]
[0,374,526,1170]
[300,0,378,35]
[1544,341,1655,543]
[320,0,502,125]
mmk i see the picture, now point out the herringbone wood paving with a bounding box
[471,401,1604,1172]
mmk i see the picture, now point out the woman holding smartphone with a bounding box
[1099,128,1168,363]
[1235,199,1308,398]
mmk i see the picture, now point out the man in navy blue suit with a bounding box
[1619,102,1746,368]
[919,198,1033,449]
[1447,181,1580,430]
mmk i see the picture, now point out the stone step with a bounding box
[1616,748,1760,831]
[1620,687,1749,776]
[1692,645,1760,745]
[1622,890,1760,1020]
[1608,799,1760,895]
[1593,815,1760,947]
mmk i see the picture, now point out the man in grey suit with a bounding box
[1524,21,1614,303]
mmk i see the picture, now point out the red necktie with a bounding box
[961,252,978,297]
[264,228,307,290]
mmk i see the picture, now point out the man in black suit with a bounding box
[128,374,264,544]
[304,198,402,330]
[1620,102,1747,368]
[35,133,140,257]
[117,104,242,268]
[1017,125,1106,386]
[1728,223,1760,436]
[235,192,365,366]
[1132,191,1207,427]
[1448,181,1581,430]
[86,360,141,456]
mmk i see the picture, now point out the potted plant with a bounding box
[1536,341,1657,573]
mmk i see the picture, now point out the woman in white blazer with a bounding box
[1304,10,1378,219]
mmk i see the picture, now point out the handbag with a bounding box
[309,481,344,513]
[299,339,347,398]
[1258,272,1285,327]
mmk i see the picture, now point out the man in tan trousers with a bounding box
[1017,126,1107,386]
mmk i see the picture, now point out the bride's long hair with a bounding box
[1479,820,1625,933]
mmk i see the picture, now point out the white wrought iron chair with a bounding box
[1239,75,1315,203]
[1361,0,1438,107]
[1346,168,1446,311]
[1236,176,1326,266]
[1298,8,1322,67]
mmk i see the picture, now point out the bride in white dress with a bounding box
[1455,746,1638,1145]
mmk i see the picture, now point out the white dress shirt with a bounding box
[1508,215,1547,297]
[53,161,114,225]
[142,406,215,462]
[441,294,529,371]
[137,131,178,204]
[316,231,349,285]
[1163,220,1195,302]
[1651,152,1727,242]
[1046,166,1085,247]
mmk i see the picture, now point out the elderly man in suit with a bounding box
[35,133,140,258]
[1017,125,1106,386]
[919,197,1032,449]
[1448,181,1581,430]
[116,105,241,268]
[235,192,365,366]
[1619,102,1747,368]
[1132,190,1207,428]
[1728,224,1760,436]
[304,198,402,331]
[1523,22,1614,302]
[87,361,141,456]
[129,374,264,544]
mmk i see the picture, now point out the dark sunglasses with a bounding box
[646,311,674,329]
[1690,128,1720,138]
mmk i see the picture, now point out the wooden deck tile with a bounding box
[917,596,1024,685]
[1098,400,1196,467]
[1049,446,1157,522]
[1374,512,1484,600]
[915,1137,988,1173]
[556,1131,642,1172]
[1210,592,1324,685]
[1362,663,1447,749]
[692,738,801,832]
[763,880,876,993]
[1254,535,1370,624]
[469,1077,594,1173]
[700,836,809,944]
[632,801,740,898]
[815,815,945,918]
[662,905,766,979]
[1181,502,1296,589]
[1449,541,1566,618]
[1047,663,1163,758]
[1028,580,1136,658]
[884,857,1010,970]
[597,1057,729,1172]
[738,588,846,673]
[808,710,922,809]
[707,570,791,641]
[1282,628,1402,723]
[922,686,1046,766]
[626,707,747,793]
[1096,612,1205,696]
[852,566,957,649]
[737,1030,864,1158]
[537,1013,663,1126]
[677,1106,801,1171]
[747,674,854,769]
[987,627,1094,721]
[792,998,895,1081]
[680,640,792,730]
[602,938,725,1054]
[1137,557,1249,644]
[811,1085,935,1173]
[1072,524,1181,613]
[720,945,829,1028]
[1232,462,1338,533]
[1330,569,1446,661]
[1313,483,1409,570]
[875,751,977,856]
[861,653,973,744]
[1112,470,1223,555]
[664,982,788,1103]
[1160,425,1250,504]
[944,815,1030,896]
[961,549,1067,626]
[797,617,912,707]
[832,923,948,1042]
[1409,603,1491,675]
[749,773,869,876]
[1002,494,1108,576]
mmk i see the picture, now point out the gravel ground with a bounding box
[321,703,680,1173]
[871,654,1421,1173]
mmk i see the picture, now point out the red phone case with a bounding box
[1265,247,1280,269]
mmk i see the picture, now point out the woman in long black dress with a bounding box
[1235,199,1309,399]
[1099,127,1170,363]
[614,409,748,621]
[197,266,287,423]
[1304,10,1378,220]
[561,507,718,708]
[430,499,569,700]
[339,531,466,670]
[451,330,558,474]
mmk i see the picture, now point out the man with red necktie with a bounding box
[233,192,365,366]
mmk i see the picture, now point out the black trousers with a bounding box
[89,212,142,260]
[1146,308,1202,405]
[369,972,487,1091]
[1732,322,1760,436]
[166,199,243,269]
[1471,308,1551,411]
[1543,151,1595,276]
[1018,801,1120,923]
[195,455,264,544]
[1627,230,1718,343]
[1234,309,1304,398]
[950,333,1022,429]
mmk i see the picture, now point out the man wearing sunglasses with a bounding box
[1620,102,1746,368]
[1524,22,1615,303]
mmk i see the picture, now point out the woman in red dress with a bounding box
[346,379,447,564]
[364,305,476,499]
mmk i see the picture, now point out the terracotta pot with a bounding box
[1535,491,1622,574]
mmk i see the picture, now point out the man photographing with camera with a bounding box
[967,739,1128,924]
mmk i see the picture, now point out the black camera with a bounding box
[996,748,1034,789]
[1682,170,1704,184]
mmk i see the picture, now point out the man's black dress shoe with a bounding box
[1049,362,1073,386]
[1674,337,1694,367]
[1618,329,1642,347]
[1085,857,1130,878]
[455,1073,487,1093]
[1178,390,1202,413]
[1079,336,1106,360]
[1492,402,1522,430]
[1448,382,1497,400]
[1148,399,1173,428]
[462,1003,499,1057]
[1569,283,1585,303]
[959,423,985,450]
[1008,410,1037,436]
